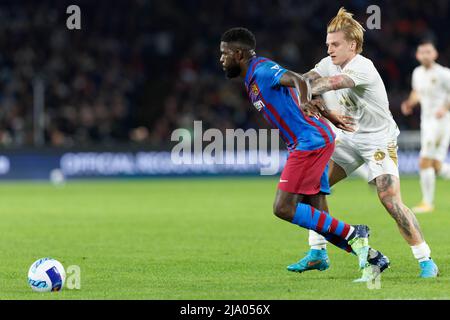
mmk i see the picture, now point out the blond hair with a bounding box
[327,7,365,54]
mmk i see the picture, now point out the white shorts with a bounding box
[420,117,450,162]
[331,134,399,183]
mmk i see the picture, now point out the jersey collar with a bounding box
[244,56,260,86]
[339,54,359,71]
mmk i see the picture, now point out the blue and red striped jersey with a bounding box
[244,56,335,152]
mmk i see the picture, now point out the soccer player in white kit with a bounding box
[401,40,450,213]
[287,8,439,278]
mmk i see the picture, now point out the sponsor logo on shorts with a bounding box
[279,179,289,183]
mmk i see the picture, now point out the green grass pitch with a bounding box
[0,177,448,299]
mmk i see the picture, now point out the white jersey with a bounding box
[313,54,399,141]
[412,63,450,121]
[412,63,450,161]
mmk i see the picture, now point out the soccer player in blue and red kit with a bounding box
[220,27,388,281]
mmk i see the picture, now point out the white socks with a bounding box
[309,230,327,250]
[438,162,450,179]
[310,229,433,263]
[420,168,435,206]
[411,242,431,262]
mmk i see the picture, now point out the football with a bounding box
[27,258,66,292]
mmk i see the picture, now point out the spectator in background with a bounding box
[0,0,448,148]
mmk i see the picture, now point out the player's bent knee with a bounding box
[273,202,294,221]
[379,193,396,210]
[380,198,395,212]
[419,158,434,169]
[433,160,442,172]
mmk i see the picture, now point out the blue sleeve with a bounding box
[255,61,287,88]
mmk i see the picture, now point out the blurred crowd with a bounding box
[0,0,146,147]
[0,0,449,148]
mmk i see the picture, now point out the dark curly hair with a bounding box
[221,27,256,50]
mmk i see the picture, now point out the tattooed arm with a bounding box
[301,70,322,82]
[290,70,355,131]
[310,75,356,95]
[306,96,355,132]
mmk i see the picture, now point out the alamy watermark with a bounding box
[171,121,281,175]
[65,4,380,31]
[66,265,81,290]
[366,5,381,30]
[66,5,81,30]
[367,274,382,290]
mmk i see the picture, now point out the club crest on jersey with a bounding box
[253,100,265,111]
[251,83,259,96]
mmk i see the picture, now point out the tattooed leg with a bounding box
[375,174,424,245]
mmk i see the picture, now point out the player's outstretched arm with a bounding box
[310,75,355,95]
[301,70,322,82]
[279,70,311,104]
[401,90,420,116]
[307,97,355,132]
[279,70,322,117]
[278,70,353,129]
